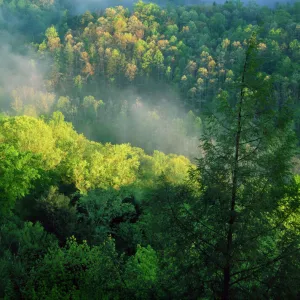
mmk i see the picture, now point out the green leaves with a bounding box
[191,35,300,298]
[0,144,42,214]
[24,236,124,299]
[125,245,158,298]
[77,188,136,244]
[0,116,62,169]
[0,219,57,299]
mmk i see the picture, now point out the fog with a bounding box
[0,31,52,114]
[0,0,296,157]
[0,48,44,93]
[74,82,201,159]
[0,30,200,159]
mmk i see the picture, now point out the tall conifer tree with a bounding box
[191,33,300,299]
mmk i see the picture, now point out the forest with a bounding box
[0,0,300,299]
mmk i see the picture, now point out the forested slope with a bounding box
[0,0,300,299]
[2,0,300,154]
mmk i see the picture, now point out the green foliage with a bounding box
[76,188,136,244]
[0,112,194,206]
[19,0,299,155]
[0,218,57,299]
[0,0,59,40]
[30,186,77,242]
[189,35,300,298]
[125,245,158,298]
[0,144,42,214]
[0,116,62,169]
[24,236,125,299]
[136,179,204,298]
[0,1,300,299]
[140,150,192,185]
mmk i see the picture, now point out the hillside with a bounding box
[0,1,300,299]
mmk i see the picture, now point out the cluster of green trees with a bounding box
[2,0,300,154]
[0,0,63,39]
[1,0,300,299]
[0,112,195,298]
[37,1,299,120]
[1,34,300,299]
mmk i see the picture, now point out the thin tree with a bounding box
[191,32,300,299]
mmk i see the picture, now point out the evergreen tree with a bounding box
[190,33,300,299]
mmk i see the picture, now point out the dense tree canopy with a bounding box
[0,0,300,299]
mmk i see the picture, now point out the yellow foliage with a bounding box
[0,114,194,194]
[0,116,62,169]
[198,67,208,77]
